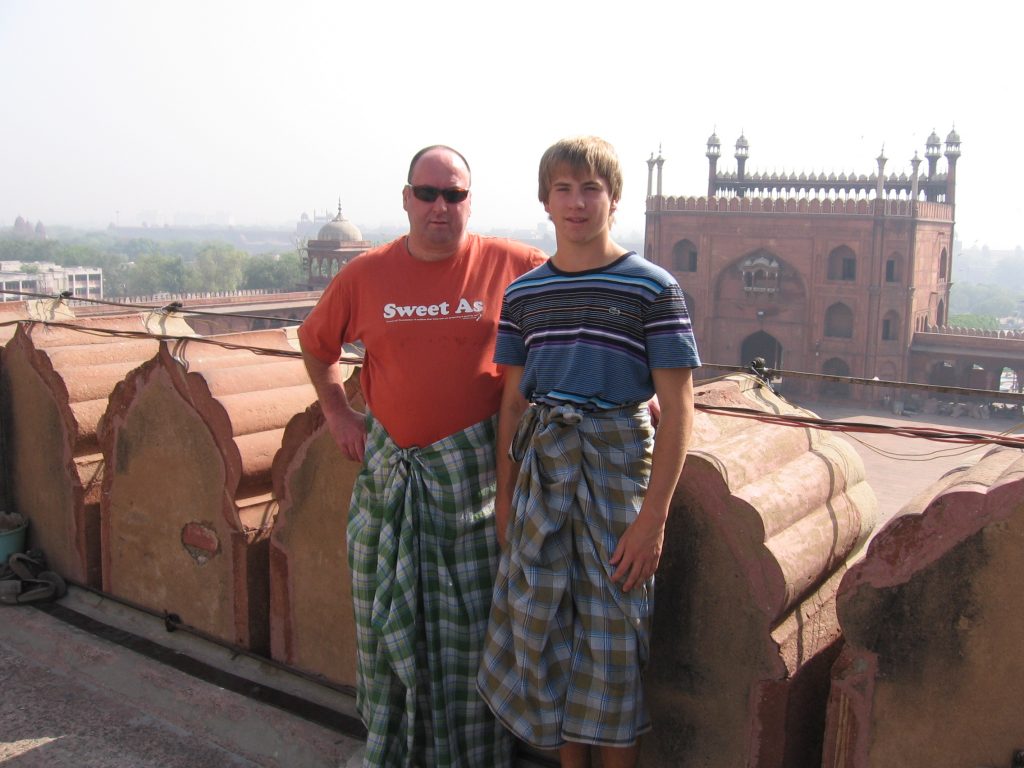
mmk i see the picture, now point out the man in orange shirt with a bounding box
[299,145,545,768]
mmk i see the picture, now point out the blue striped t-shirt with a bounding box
[494,252,701,410]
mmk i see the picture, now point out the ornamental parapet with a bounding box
[0,313,195,586]
[97,328,316,652]
[649,195,952,221]
[926,325,1024,340]
[913,329,1024,360]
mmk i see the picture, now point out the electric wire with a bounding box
[3,307,1023,454]
[2,287,312,324]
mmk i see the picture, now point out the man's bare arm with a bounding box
[610,367,694,591]
[301,346,367,463]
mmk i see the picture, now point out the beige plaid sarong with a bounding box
[477,403,655,749]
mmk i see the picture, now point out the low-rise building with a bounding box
[0,260,103,302]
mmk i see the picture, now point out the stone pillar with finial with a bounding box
[706,130,721,199]
[944,126,961,207]
[734,132,749,198]
[655,145,665,202]
[910,151,922,202]
[874,146,887,201]
[925,129,942,200]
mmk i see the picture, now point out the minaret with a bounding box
[655,146,665,200]
[875,147,887,200]
[910,151,922,201]
[924,129,942,200]
[706,131,721,198]
[944,126,961,207]
[734,132,749,197]
[646,153,656,198]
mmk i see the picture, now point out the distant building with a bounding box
[640,129,1024,402]
[11,216,46,240]
[301,204,370,290]
[295,209,337,242]
[0,261,103,302]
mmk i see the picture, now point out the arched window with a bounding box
[827,245,857,281]
[885,253,901,283]
[882,310,900,341]
[825,302,854,338]
[939,248,948,280]
[672,239,698,272]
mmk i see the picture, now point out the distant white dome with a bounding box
[318,206,362,242]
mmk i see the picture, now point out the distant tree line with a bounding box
[949,283,1021,321]
[0,234,304,298]
[950,247,1024,327]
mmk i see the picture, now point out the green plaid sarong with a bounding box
[348,413,512,767]
[478,403,655,749]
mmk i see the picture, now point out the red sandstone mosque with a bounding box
[643,129,1024,406]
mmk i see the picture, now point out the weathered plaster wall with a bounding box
[824,446,1024,768]
[98,330,315,651]
[269,383,363,687]
[644,376,877,768]
[0,314,190,584]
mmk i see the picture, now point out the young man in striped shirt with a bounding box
[477,136,700,768]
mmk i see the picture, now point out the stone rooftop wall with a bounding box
[97,329,313,652]
[0,313,193,585]
[6,312,1023,765]
[0,300,75,510]
[643,377,877,767]
[269,367,363,687]
[823,445,1024,767]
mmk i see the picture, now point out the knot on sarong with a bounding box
[542,403,584,425]
[510,403,586,461]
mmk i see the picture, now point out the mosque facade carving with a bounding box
[642,129,1024,406]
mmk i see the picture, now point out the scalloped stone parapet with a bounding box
[823,446,1024,767]
[268,371,365,687]
[643,375,878,767]
[0,315,190,585]
[97,329,315,652]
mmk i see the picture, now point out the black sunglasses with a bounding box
[409,185,470,204]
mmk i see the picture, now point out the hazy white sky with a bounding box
[1,1,1020,247]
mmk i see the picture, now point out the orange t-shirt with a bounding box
[299,234,547,447]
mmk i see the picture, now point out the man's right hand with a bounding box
[323,404,367,463]
[301,347,367,464]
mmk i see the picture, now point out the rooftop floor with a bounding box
[0,586,366,768]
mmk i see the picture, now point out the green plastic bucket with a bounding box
[0,522,27,564]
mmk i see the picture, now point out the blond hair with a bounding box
[537,136,623,204]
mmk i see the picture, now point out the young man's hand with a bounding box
[609,512,666,592]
